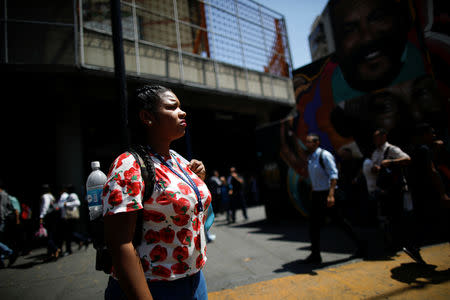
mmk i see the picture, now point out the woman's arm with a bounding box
[65,193,81,207]
[104,211,153,300]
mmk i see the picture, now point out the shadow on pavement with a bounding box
[273,256,356,275]
[9,253,58,269]
[390,262,450,285]
[228,218,387,258]
[365,263,450,300]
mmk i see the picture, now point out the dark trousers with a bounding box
[62,218,77,253]
[230,192,248,222]
[309,191,361,256]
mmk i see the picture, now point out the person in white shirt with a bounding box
[58,184,80,256]
[39,184,61,260]
[370,129,426,264]
[303,133,366,264]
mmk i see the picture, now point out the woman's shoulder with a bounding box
[108,152,140,176]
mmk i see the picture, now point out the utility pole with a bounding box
[110,0,130,147]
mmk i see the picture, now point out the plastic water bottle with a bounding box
[86,161,107,220]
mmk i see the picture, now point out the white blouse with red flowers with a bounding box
[102,149,211,281]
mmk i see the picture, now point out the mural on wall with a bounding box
[274,0,449,216]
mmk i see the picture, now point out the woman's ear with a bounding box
[139,109,155,127]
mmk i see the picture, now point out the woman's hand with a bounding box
[189,159,206,180]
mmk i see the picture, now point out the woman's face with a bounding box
[153,91,187,141]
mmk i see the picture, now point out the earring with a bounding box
[148,120,152,125]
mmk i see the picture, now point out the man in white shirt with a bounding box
[370,129,426,264]
[303,133,366,264]
[58,184,80,256]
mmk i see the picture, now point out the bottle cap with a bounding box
[91,161,100,169]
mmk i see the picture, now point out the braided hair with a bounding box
[128,84,172,144]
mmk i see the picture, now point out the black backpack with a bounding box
[376,146,404,191]
[93,144,155,274]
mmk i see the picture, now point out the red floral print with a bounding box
[126,199,140,211]
[144,229,160,244]
[143,210,166,223]
[192,178,204,187]
[171,262,190,274]
[177,228,193,246]
[124,166,139,181]
[127,181,141,197]
[115,153,130,169]
[170,214,190,226]
[108,190,123,206]
[196,254,205,269]
[150,245,167,262]
[177,182,191,195]
[192,217,200,231]
[172,246,189,262]
[159,226,175,243]
[155,169,171,187]
[103,150,211,281]
[194,235,201,251]
[172,197,190,215]
[156,191,177,206]
[102,185,110,198]
[152,265,171,278]
[141,258,150,272]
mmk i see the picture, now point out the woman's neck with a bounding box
[146,134,171,157]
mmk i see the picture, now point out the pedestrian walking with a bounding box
[58,184,81,256]
[370,128,413,256]
[227,167,248,223]
[362,156,379,225]
[404,124,450,262]
[19,201,33,255]
[303,133,366,264]
[103,85,210,300]
[207,170,222,214]
[220,176,233,223]
[39,184,61,261]
[0,179,19,267]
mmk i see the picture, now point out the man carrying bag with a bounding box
[370,129,425,263]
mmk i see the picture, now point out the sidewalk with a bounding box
[209,243,450,300]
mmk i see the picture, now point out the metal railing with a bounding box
[1,0,295,103]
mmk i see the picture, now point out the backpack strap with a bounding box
[319,149,329,176]
[383,146,391,159]
[128,144,156,247]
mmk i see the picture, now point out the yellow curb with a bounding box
[209,243,450,300]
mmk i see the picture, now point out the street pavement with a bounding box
[0,205,448,299]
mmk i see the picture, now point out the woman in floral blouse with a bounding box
[103,85,211,300]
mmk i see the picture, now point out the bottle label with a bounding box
[87,188,103,207]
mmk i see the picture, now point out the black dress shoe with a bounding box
[403,247,426,264]
[7,252,18,267]
[302,253,322,264]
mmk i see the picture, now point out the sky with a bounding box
[255,0,330,70]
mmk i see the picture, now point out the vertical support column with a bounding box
[3,0,8,63]
[110,0,129,147]
[234,0,249,92]
[73,0,79,66]
[173,0,184,81]
[132,0,140,75]
[206,1,219,89]
[79,0,85,66]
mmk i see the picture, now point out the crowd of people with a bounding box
[302,124,450,265]
[0,182,91,268]
[207,167,260,225]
